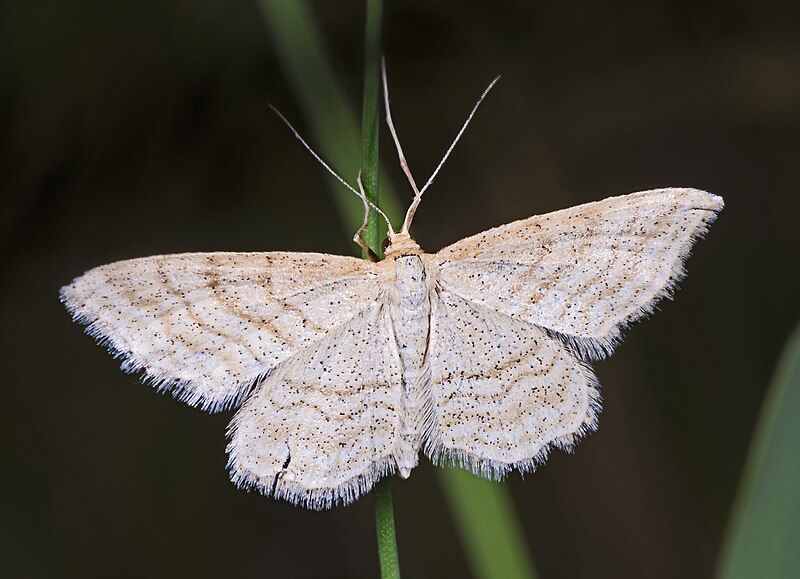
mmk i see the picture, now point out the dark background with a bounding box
[2,1,799,577]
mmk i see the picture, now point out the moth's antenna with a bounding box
[381,58,421,197]
[420,76,500,196]
[401,75,501,233]
[269,105,358,196]
[268,104,394,235]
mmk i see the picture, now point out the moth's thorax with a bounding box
[392,255,431,310]
[384,232,423,258]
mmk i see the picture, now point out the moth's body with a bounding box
[387,253,432,478]
[62,187,723,509]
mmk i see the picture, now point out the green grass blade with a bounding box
[719,321,800,579]
[374,477,401,579]
[258,0,402,240]
[359,0,401,576]
[359,0,384,256]
[439,469,538,579]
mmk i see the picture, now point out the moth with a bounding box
[61,68,723,509]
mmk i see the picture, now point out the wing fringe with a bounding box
[225,415,398,510]
[60,285,262,413]
[550,198,724,361]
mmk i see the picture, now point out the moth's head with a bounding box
[383,231,422,258]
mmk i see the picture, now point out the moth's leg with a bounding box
[267,104,394,241]
[355,171,379,262]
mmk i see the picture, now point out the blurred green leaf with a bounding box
[439,469,537,579]
[719,321,800,579]
[259,3,537,578]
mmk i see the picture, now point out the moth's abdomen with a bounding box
[390,256,433,477]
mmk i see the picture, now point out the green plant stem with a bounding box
[258,0,402,244]
[360,0,384,256]
[360,1,401,577]
[374,478,401,579]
